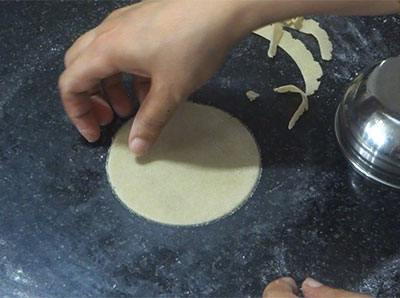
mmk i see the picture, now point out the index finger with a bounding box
[58,49,118,142]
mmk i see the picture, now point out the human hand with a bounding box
[59,0,400,156]
[58,0,261,155]
[262,277,372,298]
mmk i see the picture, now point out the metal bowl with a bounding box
[335,54,400,189]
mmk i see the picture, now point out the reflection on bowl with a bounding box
[335,55,400,189]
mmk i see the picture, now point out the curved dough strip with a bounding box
[274,85,309,129]
[289,19,333,61]
[253,25,323,95]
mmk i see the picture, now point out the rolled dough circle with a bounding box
[106,102,261,226]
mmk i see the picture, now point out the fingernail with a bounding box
[130,137,150,156]
[303,277,323,288]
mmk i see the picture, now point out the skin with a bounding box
[263,277,372,298]
[59,0,400,155]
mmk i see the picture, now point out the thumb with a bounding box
[129,82,182,156]
[302,278,372,298]
[262,277,299,298]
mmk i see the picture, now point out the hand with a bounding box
[59,0,400,155]
[58,0,257,155]
[263,277,372,298]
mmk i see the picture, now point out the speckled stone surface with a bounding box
[1,1,400,297]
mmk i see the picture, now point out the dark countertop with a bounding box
[1,1,400,297]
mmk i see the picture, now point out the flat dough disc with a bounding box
[107,102,261,226]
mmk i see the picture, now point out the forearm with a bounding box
[229,0,400,36]
[306,0,400,16]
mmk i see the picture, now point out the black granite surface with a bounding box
[1,1,400,297]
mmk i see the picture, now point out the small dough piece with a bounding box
[107,102,261,226]
[246,90,260,101]
[282,17,304,30]
[268,23,283,58]
[292,17,304,30]
[274,85,309,129]
[289,19,333,61]
[253,25,323,95]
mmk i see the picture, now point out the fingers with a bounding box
[133,75,151,104]
[60,91,100,142]
[60,44,117,94]
[128,82,182,155]
[90,94,114,126]
[302,278,372,298]
[263,277,299,298]
[102,73,133,117]
[64,29,96,67]
[59,45,118,142]
[262,277,373,298]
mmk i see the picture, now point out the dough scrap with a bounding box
[289,19,333,61]
[253,25,323,95]
[107,102,261,226]
[268,23,283,58]
[246,90,260,101]
[253,18,332,129]
[282,17,304,30]
[274,85,309,129]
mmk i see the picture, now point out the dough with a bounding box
[253,18,332,129]
[106,102,261,226]
[246,90,260,101]
[274,85,309,129]
[268,23,283,58]
[290,19,333,61]
[282,17,304,30]
[253,25,323,95]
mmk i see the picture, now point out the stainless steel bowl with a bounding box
[335,54,400,189]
